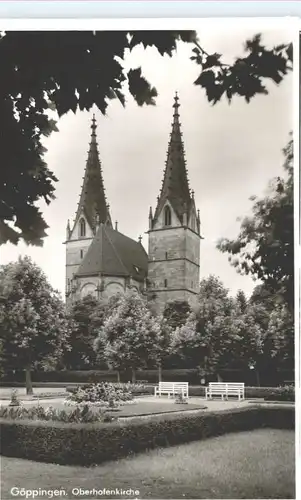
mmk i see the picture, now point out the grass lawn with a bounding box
[1,429,294,499]
[107,401,207,417]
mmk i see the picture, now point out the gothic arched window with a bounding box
[79,218,86,238]
[164,205,171,226]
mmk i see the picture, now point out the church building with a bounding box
[65,94,202,313]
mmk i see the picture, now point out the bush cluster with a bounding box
[0,406,294,466]
[66,382,149,395]
[32,392,66,399]
[0,404,114,424]
[264,384,295,402]
[66,382,144,406]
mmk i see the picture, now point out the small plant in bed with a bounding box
[174,392,188,404]
[65,382,138,408]
[9,389,20,407]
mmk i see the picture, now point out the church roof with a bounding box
[75,224,148,282]
[154,93,193,222]
[74,115,112,231]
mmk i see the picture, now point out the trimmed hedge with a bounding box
[1,369,199,384]
[1,368,294,386]
[188,386,296,399]
[0,406,294,466]
[0,382,293,401]
[265,385,295,402]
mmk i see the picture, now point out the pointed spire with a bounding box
[154,92,192,224]
[66,219,71,239]
[138,235,142,244]
[115,220,118,231]
[149,206,153,230]
[74,115,112,231]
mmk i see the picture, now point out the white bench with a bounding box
[205,382,245,401]
[154,382,189,398]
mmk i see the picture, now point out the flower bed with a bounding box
[0,404,115,423]
[65,382,137,407]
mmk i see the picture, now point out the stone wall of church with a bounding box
[185,228,200,265]
[148,259,186,290]
[65,238,93,297]
[149,289,198,314]
[65,214,95,297]
[148,227,186,262]
[148,225,200,314]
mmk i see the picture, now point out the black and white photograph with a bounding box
[0,19,297,500]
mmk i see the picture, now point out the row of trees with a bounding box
[70,277,293,385]
[0,256,293,393]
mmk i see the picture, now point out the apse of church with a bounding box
[65,94,201,313]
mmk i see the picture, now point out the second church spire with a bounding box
[153,92,192,225]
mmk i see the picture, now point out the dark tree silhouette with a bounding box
[0,31,292,246]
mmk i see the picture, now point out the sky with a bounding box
[0,24,293,300]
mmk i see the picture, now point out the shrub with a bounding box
[9,389,20,407]
[65,382,142,406]
[265,384,295,402]
[0,406,294,465]
[0,404,114,424]
[174,392,188,404]
[32,392,66,399]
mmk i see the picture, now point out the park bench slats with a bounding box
[154,382,189,398]
[205,382,245,401]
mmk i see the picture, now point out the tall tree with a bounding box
[171,276,245,376]
[0,256,70,393]
[249,283,280,312]
[0,31,292,246]
[63,294,108,370]
[266,304,294,372]
[218,138,293,311]
[163,300,191,330]
[235,290,248,314]
[94,290,162,382]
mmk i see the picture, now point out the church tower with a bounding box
[147,93,202,313]
[65,115,112,304]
